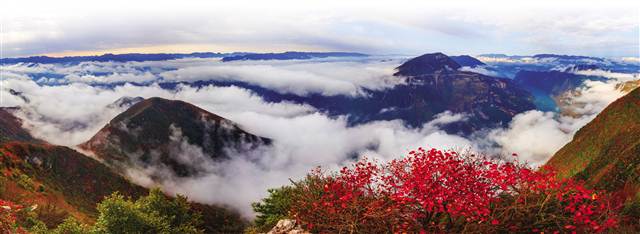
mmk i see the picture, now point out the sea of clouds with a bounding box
[0,57,636,217]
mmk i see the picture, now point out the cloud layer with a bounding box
[1,57,636,217]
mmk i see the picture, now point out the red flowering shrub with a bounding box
[289,148,622,233]
[0,199,27,233]
[481,168,620,233]
[290,162,397,233]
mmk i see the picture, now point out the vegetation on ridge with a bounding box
[253,148,634,233]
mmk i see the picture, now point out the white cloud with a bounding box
[487,111,573,165]
[572,69,639,81]
[0,78,314,146]
[123,110,474,217]
[620,57,640,63]
[65,72,157,84]
[160,58,404,96]
[2,57,404,97]
[483,76,631,166]
[458,66,499,77]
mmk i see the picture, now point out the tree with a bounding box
[251,186,297,232]
[93,188,202,234]
[51,218,90,234]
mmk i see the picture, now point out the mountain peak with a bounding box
[394,52,461,76]
[82,97,270,177]
[450,55,486,67]
[107,96,144,109]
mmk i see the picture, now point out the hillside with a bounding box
[81,97,270,177]
[0,108,40,144]
[0,110,247,232]
[0,142,147,223]
[450,55,486,67]
[546,88,640,198]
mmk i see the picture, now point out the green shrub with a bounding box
[251,186,296,232]
[16,174,34,191]
[93,188,203,234]
[51,217,90,234]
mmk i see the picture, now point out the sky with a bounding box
[1,0,639,58]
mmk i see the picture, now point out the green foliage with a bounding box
[93,188,203,234]
[251,186,296,232]
[16,173,34,191]
[27,220,49,234]
[135,189,203,233]
[15,206,49,233]
[51,217,91,234]
[93,192,156,233]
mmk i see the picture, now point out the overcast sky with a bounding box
[1,0,639,58]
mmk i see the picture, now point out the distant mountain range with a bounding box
[477,53,640,75]
[221,51,368,62]
[0,51,370,64]
[0,52,234,64]
[161,52,536,134]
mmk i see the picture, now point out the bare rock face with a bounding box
[266,219,310,234]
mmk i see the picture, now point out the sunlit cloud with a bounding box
[1,0,638,57]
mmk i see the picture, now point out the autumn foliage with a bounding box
[0,199,27,233]
[288,148,622,233]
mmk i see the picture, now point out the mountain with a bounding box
[514,70,604,95]
[164,52,536,134]
[382,53,535,132]
[563,64,600,72]
[80,97,270,177]
[546,88,639,199]
[0,107,247,232]
[0,107,40,143]
[106,96,144,109]
[221,51,368,62]
[0,142,147,220]
[393,52,461,76]
[532,54,605,62]
[513,70,606,111]
[1,51,369,65]
[450,55,486,67]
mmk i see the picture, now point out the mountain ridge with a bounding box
[547,88,639,199]
[81,97,270,177]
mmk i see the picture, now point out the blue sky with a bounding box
[1,0,638,58]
